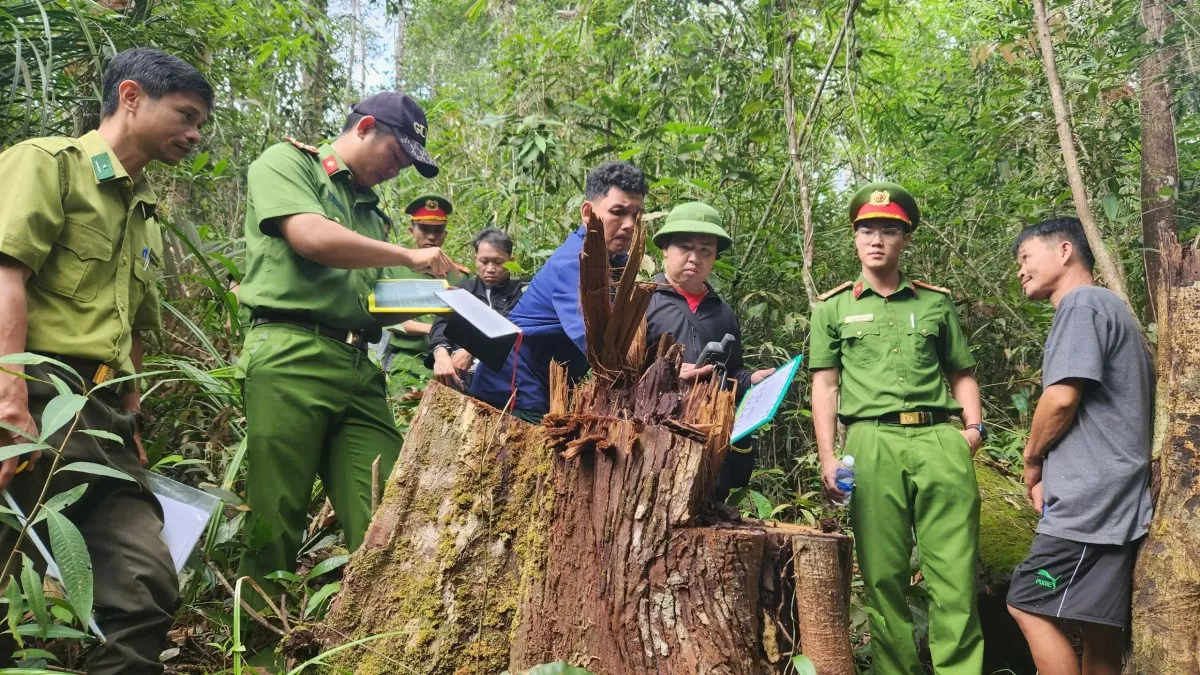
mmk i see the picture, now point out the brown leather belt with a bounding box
[251,316,370,351]
[844,410,952,427]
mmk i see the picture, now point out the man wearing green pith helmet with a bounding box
[644,201,775,500]
[808,182,987,673]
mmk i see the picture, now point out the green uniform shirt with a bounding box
[240,140,391,334]
[808,273,975,419]
[0,131,163,377]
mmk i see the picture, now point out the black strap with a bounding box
[251,315,369,350]
[842,410,953,427]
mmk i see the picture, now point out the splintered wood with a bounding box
[581,211,654,383]
[317,207,854,674]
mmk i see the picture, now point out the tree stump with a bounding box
[316,213,855,673]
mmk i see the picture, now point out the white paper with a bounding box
[155,494,213,572]
[730,355,803,443]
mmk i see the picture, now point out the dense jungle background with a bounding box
[2,0,1197,672]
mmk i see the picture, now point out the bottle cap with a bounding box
[841,455,855,468]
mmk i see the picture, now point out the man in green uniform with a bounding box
[236,93,455,598]
[377,195,457,393]
[0,48,213,674]
[808,182,987,674]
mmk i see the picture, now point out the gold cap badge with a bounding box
[425,199,439,211]
[869,190,891,206]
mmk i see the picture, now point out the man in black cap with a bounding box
[235,92,454,600]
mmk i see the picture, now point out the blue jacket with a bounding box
[471,224,615,413]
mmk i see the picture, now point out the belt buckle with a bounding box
[92,364,115,385]
[344,331,363,348]
[899,411,923,425]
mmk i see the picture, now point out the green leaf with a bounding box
[13,622,89,639]
[190,151,209,173]
[46,374,72,398]
[303,581,340,619]
[32,483,89,525]
[37,393,88,442]
[1102,193,1119,221]
[264,570,302,583]
[790,654,816,675]
[0,443,50,462]
[80,429,124,445]
[5,572,24,642]
[305,554,350,582]
[55,462,136,483]
[757,67,774,84]
[21,555,49,637]
[749,490,774,520]
[13,647,59,661]
[1011,392,1030,416]
[44,509,93,630]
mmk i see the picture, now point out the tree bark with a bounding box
[1138,0,1180,322]
[317,382,553,674]
[1129,275,1200,673]
[300,0,330,141]
[315,216,856,674]
[393,0,408,90]
[1031,0,1136,315]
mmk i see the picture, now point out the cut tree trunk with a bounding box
[314,213,856,674]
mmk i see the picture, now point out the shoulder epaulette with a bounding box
[21,137,79,156]
[817,282,853,302]
[912,280,951,295]
[284,136,319,155]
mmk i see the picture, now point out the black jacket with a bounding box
[425,275,527,367]
[644,273,752,401]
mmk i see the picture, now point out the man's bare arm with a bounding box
[1024,381,1084,472]
[947,369,984,451]
[277,213,453,275]
[0,257,39,487]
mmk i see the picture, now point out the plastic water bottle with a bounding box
[834,456,855,506]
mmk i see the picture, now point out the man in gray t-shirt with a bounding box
[1005,217,1154,675]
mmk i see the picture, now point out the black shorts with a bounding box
[1007,533,1141,629]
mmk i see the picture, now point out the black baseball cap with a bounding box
[350,92,439,178]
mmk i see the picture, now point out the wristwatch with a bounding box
[966,423,988,442]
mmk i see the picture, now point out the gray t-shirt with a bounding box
[1038,285,1154,545]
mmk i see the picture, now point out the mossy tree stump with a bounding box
[318,213,855,673]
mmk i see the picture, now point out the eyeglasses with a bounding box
[854,226,905,242]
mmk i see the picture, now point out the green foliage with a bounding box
[3,0,1198,670]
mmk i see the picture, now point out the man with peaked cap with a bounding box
[235,92,455,602]
[376,195,460,392]
[644,202,775,500]
[808,182,987,673]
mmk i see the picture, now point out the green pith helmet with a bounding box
[847,181,921,231]
[652,201,734,253]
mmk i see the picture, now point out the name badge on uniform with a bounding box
[844,313,874,324]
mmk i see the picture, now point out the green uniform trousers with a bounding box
[847,421,984,674]
[0,363,177,675]
[237,324,401,596]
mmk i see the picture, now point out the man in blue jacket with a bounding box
[470,161,647,422]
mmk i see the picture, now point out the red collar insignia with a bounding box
[322,156,339,176]
[853,281,864,299]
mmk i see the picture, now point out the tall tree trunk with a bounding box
[1031,0,1136,315]
[393,0,408,90]
[1138,0,1180,321]
[301,0,331,141]
[1127,1,1199,672]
